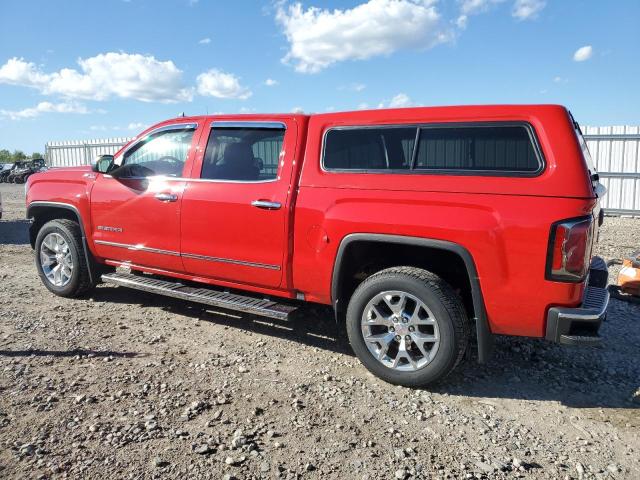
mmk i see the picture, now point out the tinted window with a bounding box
[415,125,540,172]
[201,127,285,181]
[121,128,195,177]
[324,128,416,170]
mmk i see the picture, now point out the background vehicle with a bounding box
[0,162,18,183]
[7,159,46,184]
[24,105,609,387]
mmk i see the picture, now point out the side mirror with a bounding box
[93,154,115,174]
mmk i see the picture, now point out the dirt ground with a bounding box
[1,183,638,480]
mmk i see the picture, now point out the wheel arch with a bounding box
[331,233,493,363]
[27,201,95,285]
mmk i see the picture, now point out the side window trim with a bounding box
[119,122,198,164]
[321,121,546,178]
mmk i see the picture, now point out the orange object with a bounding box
[618,251,640,297]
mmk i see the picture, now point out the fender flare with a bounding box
[27,201,96,285]
[331,233,493,363]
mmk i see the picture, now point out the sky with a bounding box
[0,0,638,153]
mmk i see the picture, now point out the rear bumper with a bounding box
[545,257,609,346]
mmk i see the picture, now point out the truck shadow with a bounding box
[0,220,30,245]
[90,286,639,411]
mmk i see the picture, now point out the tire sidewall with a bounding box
[35,221,83,297]
[346,273,460,386]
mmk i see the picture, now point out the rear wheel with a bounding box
[346,266,469,387]
[35,219,93,297]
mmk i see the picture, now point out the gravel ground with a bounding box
[0,183,638,480]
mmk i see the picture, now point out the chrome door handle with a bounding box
[251,200,281,210]
[155,192,178,202]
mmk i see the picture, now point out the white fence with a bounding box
[582,126,639,216]
[45,127,640,216]
[45,137,133,167]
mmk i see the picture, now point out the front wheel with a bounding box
[35,219,93,297]
[346,266,470,387]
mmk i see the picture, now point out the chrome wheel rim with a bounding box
[40,233,74,287]
[361,290,440,371]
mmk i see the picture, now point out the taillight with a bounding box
[546,217,593,282]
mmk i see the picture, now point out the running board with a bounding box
[101,272,297,320]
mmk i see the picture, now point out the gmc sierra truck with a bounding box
[25,105,609,386]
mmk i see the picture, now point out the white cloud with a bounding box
[128,122,148,131]
[291,106,304,113]
[198,37,211,45]
[377,93,413,109]
[553,76,568,84]
[0,101,89,120]
[0,53,193,103]
[573,45,593,62]
[357,102,370,110]
[196,69,252,99]
[276,0,452,73]
[457,0,544,26]
[459,0,504,15]
[512,0,545,20]
[264,78,279,86]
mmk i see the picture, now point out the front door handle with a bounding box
[251,200,281,210]
[155,192,178,202]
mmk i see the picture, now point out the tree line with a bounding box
[0,149,44,164]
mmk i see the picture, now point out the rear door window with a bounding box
[201,125,285,181]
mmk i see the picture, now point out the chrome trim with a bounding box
[251,200,282,210]
[94,240,181,257]
[211,121,286,129]
[102,174,278,184]
[117,122,198,162]
[154,192,178,202]
[94,240,281,270]
[186,177,279,184]
[181,252,281,270]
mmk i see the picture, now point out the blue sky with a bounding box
[0,0,638,153]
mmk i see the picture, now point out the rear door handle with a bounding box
[155,192,178,202]
[251,200,281,210]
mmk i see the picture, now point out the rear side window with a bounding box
[323,123,543,175]
[323,127,416,170]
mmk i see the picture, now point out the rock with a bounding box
[576,462,585,478]
[19,443,35,456]
[394,469,408,480]
[153,457,169,467]
[305,463,315,471]
[607,464,621,474]
[512,458,522,468]
[145,420,158,431]
[225,455,245,466]
[193,444,212,455]
[75,394,86,404]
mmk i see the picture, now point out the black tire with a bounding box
[34,219,93,297]
[346,266,470,387]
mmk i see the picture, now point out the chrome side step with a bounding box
[101,272,297,320]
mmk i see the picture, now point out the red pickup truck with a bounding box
[25,105,609,386]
